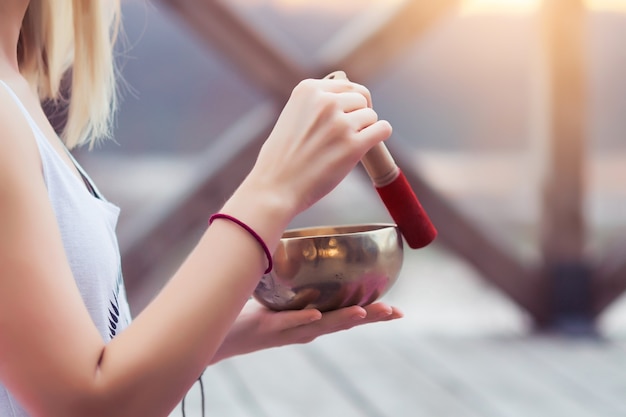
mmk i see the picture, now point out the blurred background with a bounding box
[74,0,626,415]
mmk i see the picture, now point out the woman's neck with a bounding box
[0,0,29,74]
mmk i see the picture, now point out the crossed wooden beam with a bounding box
[120,0,626,331]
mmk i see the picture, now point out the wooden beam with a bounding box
[123,0,539,322]
[592,242,626,315]
[122,0,462,293]
[160,0,460,98]
[159,0,307,102]
[537,0,592,327]
[317,0,460,81]
[121,103,280,309]
[539,0,588,265]
[384,139,548,323]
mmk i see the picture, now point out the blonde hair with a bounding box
[19,0,121,149]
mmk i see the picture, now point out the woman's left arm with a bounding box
[210,300,403,364]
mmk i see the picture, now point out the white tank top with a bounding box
[0,80,132,416]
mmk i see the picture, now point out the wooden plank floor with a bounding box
[174,327,626,417]
[78,152,626,417]
[169,245,626,417]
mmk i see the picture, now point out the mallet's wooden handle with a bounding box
[361,142,399,187]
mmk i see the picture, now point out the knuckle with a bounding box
[364,107,378,121]
[357,93,368,108]
[330,114,352,135]
[293,78,317,96]
[355,84,372,100]
[315,93,342,118]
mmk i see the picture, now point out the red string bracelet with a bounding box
[208,213,273,274]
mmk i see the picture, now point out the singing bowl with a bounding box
[253,223,404,312]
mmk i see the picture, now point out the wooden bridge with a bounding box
[111,0,626,331]
[73,1,626,415]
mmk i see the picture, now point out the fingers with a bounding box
[319,72,389,144]
[247,72,391,216]
[336,92,369,113]
[356,119,393,148]
[327,80,373,108]
[292,75,386,145]
[266,309,322,332]
[281,303,403,343]
[317,303,402,327]
[297,76,373,108]
[323,70,373,108]
[347,107,379,133]
[324,303,402,327]
[362,303,404,323]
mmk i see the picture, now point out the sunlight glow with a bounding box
[460,0,540,15]
[232,0,404,14]
[234,0,626,15]
[585,0,626,12]
[461,0,626,14]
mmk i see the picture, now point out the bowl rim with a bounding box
[280,223,399,241]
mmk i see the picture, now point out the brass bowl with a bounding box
[253,223,404,312]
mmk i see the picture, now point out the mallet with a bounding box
[326,71,437,249]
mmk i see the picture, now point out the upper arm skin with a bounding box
[0,85,270,416]
[0,88,106,415]
[0,86,263,417]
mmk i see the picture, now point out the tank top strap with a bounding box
[0,79,105,200]
[0,79,46,140]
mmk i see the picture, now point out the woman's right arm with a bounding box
[0,77,392,417]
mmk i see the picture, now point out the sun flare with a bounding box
[461,0,626,14]
[460,0,540,15]
[232,0,404,13]
[233,0,626,15]
[586,0,626,11]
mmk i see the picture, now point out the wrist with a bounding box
[219,177,296,251]
[208,213,273,274]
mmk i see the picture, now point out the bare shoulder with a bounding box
[0,82,42,193]
[0,82,50,249]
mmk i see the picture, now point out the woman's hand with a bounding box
[210,299,403,364]
[242,76,393,218]
[212,74,397,366]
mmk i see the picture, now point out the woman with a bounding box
[0,1,401,416]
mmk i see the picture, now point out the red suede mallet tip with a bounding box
[375,171,437,249]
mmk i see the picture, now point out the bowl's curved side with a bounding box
[253,224,404,312]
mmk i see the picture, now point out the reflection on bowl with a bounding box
[253,223,404,312]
